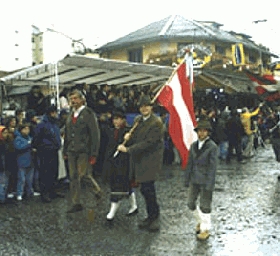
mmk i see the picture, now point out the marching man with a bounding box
[184,119,218,240]
[117,95,164,232]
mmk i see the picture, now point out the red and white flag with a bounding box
[157,62,197,169]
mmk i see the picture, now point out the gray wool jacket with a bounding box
[128,113,164,183]
[185,138,218,191]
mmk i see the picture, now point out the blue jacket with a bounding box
[32,115,61,152]
[14,133,33,168]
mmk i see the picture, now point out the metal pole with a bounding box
[54,61,60,110]
[259,48,263,75]
[0,82,3,118]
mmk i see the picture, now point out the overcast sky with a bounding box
[3,0,280,58]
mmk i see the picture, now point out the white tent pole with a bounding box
[55,61,60,110]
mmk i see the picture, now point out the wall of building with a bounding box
[32,33,44,65]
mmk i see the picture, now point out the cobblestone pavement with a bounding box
[0,145,280,256]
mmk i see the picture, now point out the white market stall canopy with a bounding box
[0,54,174,88]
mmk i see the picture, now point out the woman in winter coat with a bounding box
[104,110,138,220]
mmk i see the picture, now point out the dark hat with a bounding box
[18,123,30,132]
[25,109,36,121]
[45,105,58,115]
[59,109,69,116]
[138,95,153,107]
[194,119,212,132]
[112,109,126,119]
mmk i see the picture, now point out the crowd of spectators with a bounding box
[1,82,280,204]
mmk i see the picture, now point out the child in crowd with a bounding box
[14,123,35,201]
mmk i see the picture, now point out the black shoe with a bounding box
[41,195,52,203]
[148,218,160,232]
[67,204,83,213]
[277,175,280,181]
[138,218,152,229]
[50,191,65,199]
[95,190,102,200]
[126,208,138,216]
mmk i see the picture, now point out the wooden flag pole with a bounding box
[151,61,185,104]
[113,120,140,158]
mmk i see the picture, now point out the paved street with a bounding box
[0,145,280,256]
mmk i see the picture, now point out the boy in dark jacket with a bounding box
[185,119,218,240]
[14,123,34,201]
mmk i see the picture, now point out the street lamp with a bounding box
[72,39,87,54]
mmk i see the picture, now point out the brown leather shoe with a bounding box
[67,204,83,213]
[197,230,210,240]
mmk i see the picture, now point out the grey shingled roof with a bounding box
[97,15,275,56]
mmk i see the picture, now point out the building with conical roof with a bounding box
[96,15,278,107]
[96,15,275,69]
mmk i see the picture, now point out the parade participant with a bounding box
[104,110,138,221]
[32,105,62,203]
[63,89,101,213]
[117,95,164,232]
[184,119,218,240]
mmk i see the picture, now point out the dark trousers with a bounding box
[272,139,280,162]
[38,150,58,196]
[187,183,213,213]
[6,152,18,194]
[227,138,243,162]
[140,181,159,220]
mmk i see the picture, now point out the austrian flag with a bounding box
[157,62,197,169]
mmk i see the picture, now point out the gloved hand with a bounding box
[89,156,97,165]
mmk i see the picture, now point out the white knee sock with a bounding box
[200,212,211,232]
[193,206,202,225]
[106,202,120,220]
[128,192,137,214]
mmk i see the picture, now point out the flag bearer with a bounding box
[117,95,164,232]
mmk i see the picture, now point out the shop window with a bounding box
[128,48,143,63]
[215,45,225,55]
